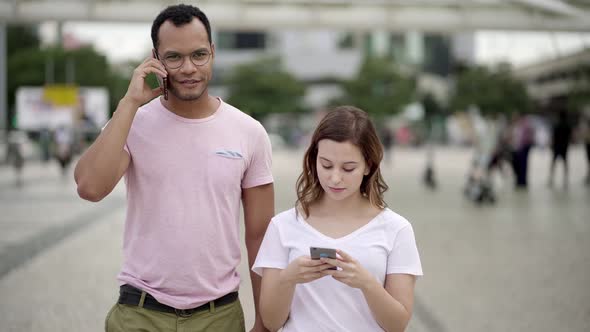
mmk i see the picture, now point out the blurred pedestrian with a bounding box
[54,125,73,176]
[74,4,273,332]
[253,106,422,332]
[39,127,51,163]
[423,142,437,190]
[582,113,590,186]
[548,110,572,188]
[381,126,394,165]
[509,113,535,189]
[7,131,25,187]
[487,114,512,181]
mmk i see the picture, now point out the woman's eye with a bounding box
[343,169,355,173]
[321,165,332,169]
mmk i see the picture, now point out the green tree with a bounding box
[450,64,530,115]
[8,46,110,88]
[333,56,415,117]
[224,57,306,121]
[421,93,444,118]
[7,25,40,58]
[5,24,42,129]
[7,45,131,124]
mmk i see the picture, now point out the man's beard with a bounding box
[169,83,205,101]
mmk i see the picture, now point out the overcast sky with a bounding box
[39,22,590,68]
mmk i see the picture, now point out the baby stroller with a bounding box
[463,153,496,205]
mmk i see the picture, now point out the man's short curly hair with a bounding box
[151,4,212,49]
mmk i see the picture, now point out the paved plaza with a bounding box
[0,146,588,332]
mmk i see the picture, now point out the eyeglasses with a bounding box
[157,50,212,69]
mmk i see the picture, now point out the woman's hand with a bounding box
[280,256,333,285]
[320,249,380,290]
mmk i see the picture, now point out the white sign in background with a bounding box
[16,86,109,131]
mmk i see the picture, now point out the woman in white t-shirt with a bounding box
[253,106,423,332]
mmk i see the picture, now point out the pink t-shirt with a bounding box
[117,97,273,309]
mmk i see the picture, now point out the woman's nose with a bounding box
[330,171,342,183]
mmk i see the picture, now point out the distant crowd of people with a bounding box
[461,109,590,204]
[5,125,75,186]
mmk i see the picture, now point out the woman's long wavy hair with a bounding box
[296,106,389,218]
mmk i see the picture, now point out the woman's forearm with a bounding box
[361,279,411,332]
[260,270,297,331]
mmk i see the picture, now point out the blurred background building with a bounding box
[1,0,589,154]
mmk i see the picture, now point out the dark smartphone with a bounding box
[152,49,168,100]
[310,247,337,270]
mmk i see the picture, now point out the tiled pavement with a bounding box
[0,146,588,332]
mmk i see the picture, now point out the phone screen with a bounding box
[310,247,337,270]
[152,50,168,100]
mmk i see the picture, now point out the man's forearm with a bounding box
[74,97,139,200]
[246,235,271,332]
[242,183,274,331]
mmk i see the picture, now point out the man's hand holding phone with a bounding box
[122,55,168,108]
[151,50,169,100]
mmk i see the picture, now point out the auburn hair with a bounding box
[296,106,388,218]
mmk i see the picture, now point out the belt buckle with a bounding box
[174,308,193,317]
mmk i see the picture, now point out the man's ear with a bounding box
[211,43,216,59]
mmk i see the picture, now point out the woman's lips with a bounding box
[329,187,345,193]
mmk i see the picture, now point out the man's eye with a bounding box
[193,52,208,59]
[166,54,181,61]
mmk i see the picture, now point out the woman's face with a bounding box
[316,139,369,202]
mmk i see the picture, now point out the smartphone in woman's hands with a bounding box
[310,247,337,270]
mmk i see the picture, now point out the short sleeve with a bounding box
[252,220,289,276]
[387,225,423,276]
[102,119,130,156]
[242,124,273,188]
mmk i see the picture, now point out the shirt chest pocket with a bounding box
[206,149,246,189]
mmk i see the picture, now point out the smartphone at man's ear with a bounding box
[152,49,168,100]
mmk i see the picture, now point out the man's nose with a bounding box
[179,56,198,73]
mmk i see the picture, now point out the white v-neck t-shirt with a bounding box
[252,207,423,332]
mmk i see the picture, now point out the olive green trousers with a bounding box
[105,298,245,332]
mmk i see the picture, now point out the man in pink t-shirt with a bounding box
[74,4,274,332]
